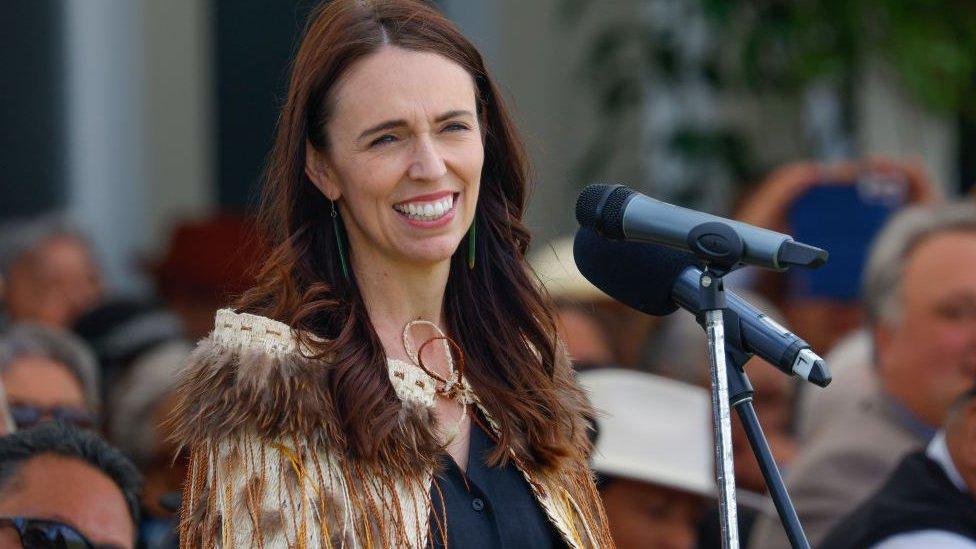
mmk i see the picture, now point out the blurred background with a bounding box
[2,2,976,548]
[4,0,974,295]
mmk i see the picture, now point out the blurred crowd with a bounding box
[0,157,974,548]
[535,157,976,549]
[0,214,262,548]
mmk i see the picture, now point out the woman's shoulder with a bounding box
[209,308,303,354]
[168,308,337,448]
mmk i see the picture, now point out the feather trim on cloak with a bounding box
[166,310,615,548]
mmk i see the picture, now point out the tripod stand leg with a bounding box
[729,368,810,549]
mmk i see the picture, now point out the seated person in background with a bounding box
[0,422,141,549]
[750,203,976,549]
[148,214,262,340]
[73,298,186,421]
[108,340,191,549]
[0,214,103,330]
[794,328,873,443]
[735,157,939,354]
[553,301,616,370]
[820,383,976,548]
[529,236,657,368]
[647,291,798,499]
[579,368,713,549]
[0,324,100,430]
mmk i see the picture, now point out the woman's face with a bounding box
[309,46,484,272]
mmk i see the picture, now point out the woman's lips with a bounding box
[393,192,459,226]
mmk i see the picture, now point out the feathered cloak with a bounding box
[168,309,614,548]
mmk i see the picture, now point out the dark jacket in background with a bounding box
[817,451,976,549]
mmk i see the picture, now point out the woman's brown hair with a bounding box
[238,0,588,472]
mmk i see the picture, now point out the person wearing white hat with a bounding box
[579,368,714,548]
[530,236,660,368]
[529,236,615,369]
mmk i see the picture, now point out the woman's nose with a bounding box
[407,136,447,181]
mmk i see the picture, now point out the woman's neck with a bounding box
[351,251,452,360]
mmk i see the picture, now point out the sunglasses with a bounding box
[7,405,95,430]
[0,517,119,549]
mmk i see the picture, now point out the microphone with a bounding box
[573,226,831,387]
[576,184,828,271]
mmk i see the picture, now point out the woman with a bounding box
[169,1,613,547]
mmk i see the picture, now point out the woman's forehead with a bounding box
[330,46,477,129]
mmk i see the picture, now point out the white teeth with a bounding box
[394,194,456,221]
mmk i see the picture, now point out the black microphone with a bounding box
[576,184,828,270]
[573,226,831,387]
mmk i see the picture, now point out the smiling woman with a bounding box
[305,47,484,269]
[167,1,613,548]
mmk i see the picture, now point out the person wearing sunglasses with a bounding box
[0,517,117,549]
[0,422,140,549]
[0,325,100,431]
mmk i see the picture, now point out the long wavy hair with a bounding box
[237,0,584,471]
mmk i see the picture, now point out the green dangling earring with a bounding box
[331,200,350,281]
[466,217,476,270]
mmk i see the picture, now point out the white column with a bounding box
[65,0,150,294]
[65,0,214,295]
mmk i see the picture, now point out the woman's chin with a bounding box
[395,239,464,268]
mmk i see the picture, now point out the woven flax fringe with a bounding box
[167,313,615,548]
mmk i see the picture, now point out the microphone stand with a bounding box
[688,221,809,549]
[725,352,810,549]
[700,264,740,549]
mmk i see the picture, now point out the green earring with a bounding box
[331,200,350,281]
[467,217,476,270]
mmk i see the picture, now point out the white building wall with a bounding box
[857,62,956,195]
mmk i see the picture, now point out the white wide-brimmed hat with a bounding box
[578,368,715,497]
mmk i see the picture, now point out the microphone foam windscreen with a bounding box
[573,226,699,316]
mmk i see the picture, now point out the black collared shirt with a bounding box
[428,417,567,548]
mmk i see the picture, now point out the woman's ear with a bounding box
[305,142,341,201]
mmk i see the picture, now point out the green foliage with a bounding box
[703,0,976,116]
[562,0,976,190]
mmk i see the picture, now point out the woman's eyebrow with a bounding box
[434,109,474,122]
[357,119,407,142]
[356,110,474,142]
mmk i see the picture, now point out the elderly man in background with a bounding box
[0,324,100,431]
[820,383,976,548]
[0,422,141,549]
[750,203,976,549]
[0,214,103,330]
[579,368,714,549]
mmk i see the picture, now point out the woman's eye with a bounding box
[442,122,470,133]
[369,134,397,147]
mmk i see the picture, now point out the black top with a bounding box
[818,450,976,549]
[428,416,567,549]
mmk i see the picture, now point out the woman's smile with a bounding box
[393,191,460,228]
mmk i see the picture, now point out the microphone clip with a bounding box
[686,220,744,277]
